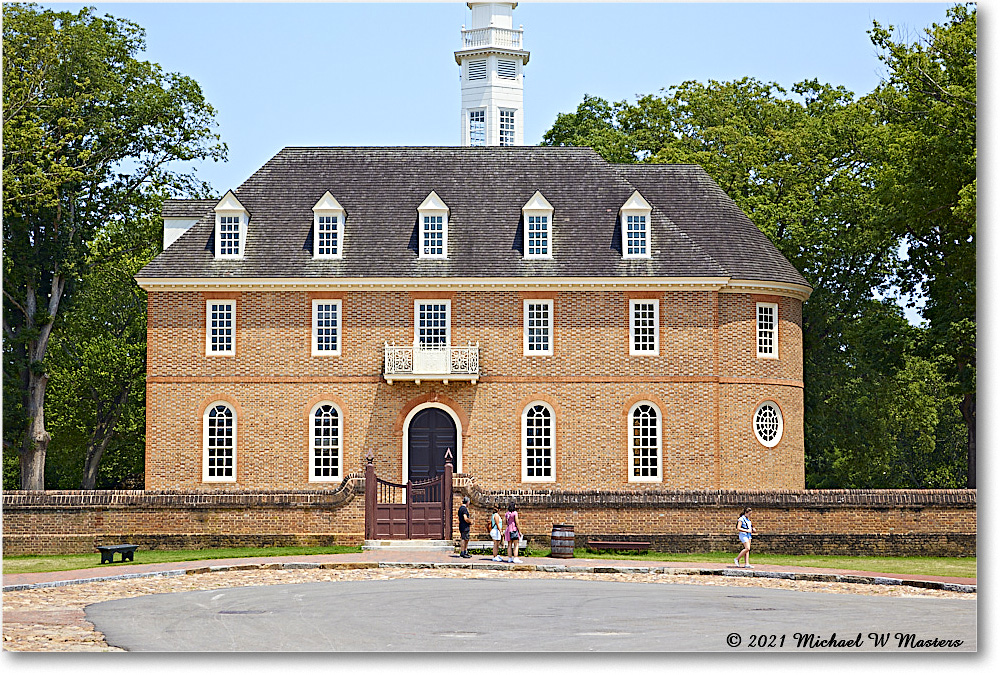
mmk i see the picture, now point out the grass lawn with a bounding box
[557,550,976,579]
[2,545,362,575]
[5,545,976,579]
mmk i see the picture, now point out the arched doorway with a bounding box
[407,408,457,482]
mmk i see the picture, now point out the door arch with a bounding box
[403,404,460,483]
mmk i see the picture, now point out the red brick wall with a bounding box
[2,488,975,557]
[145,289,804,491]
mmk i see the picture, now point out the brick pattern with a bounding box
[145,289,805,492]
[2,488,975,557]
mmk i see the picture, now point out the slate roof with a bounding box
[137,146,809,288]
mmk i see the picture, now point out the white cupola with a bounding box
[456,2,529,146]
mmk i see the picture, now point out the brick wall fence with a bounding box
[2,479,975,557]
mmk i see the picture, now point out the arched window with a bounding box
[522,402,554,482]
[629,402,661,482]
[310,403,341,481]
[203,403,236,482]
[753,401,783,447]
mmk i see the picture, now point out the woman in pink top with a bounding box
[505,502,522,563]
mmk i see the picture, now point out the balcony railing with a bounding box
[461,26,523,51]
[384,342,480,384]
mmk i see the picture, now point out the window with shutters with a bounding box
[630,299,659,355]
[756,303,778,358]
[524,300,553,355]
[522,402,554,482]
[628,402,661,482]
[497,59,517,79]
[467,59,487,80]
[310,402,341,482]
[203,403,236,482]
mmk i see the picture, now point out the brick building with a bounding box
[135,146,811,493]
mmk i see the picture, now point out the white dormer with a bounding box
[620,190,652,259]
[312,192,345,259]
[214,191,249,260]
[522,191,553,259]
[417,191,449,259]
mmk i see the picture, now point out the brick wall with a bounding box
[2,487,975,557]
[145,289,806,491]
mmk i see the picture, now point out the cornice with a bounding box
[135,276,812,300]
[454,47,530,65]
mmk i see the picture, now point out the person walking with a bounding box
[734,507,757,568]
[505,502,522,563]
[458,496,472,558]
[490,504,504,562]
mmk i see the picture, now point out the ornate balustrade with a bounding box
[461,26,523,50]
[383,342,480,384]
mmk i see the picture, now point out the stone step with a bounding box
[362,539,454,551]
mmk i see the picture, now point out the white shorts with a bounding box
[491,528,501,541]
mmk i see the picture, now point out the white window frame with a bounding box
[214,191,249,260]
[523,299,554,356]
[620,190,652,259]
[522,402,555,482]
[629,299,659,356]
[417,192,449,260]
[522,191,554,259]
[414,299,451,348]
[205,300,236,356]
[312,191,345,259]
[203,402,236,483]
[499,108,516,146]
[753,401,784,448]
[312,299,342,356]
[624,214,650,258]
[309,401,342,482]
[756,302,779,359]
[469,108,486,147]
[628,401,662,483]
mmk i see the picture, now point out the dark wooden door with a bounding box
[408,408,456,482]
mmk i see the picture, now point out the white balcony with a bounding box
[384,342,480,384]
[460,26,523,51]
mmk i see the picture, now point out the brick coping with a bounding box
[3,554,976,594]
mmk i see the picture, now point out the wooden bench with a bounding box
[97,544,138,564]
[586,540,652,553]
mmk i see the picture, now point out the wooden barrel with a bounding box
[550,524,575,558]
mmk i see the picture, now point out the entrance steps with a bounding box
[362,539,454,552]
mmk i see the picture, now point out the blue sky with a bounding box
[40,1,957,193]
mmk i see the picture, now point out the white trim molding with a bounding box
[521,401,555,483]
[628,400,662,483]
[620,190,652,259]
[308,400,342,483]
[629,298,659,356]
[205,299,236,356]
[202,401,237,483]
[756,302,779,359]
[523,299,554,355]
[312,299,342,356]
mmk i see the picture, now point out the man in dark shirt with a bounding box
[458,496,472,558]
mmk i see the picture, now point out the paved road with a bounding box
[85,578,976,652]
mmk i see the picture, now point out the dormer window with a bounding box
[312,192,345,259]
[417,192,449,259]
[214,191,249,260]
[620,190,652,259]
[522,191,554,259]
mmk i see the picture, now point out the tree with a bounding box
[868,4,977,486]
[2,3,226,489]
[540,50,971,488]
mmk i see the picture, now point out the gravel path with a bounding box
[2,565,974,652]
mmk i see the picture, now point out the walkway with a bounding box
[3,548,977,592]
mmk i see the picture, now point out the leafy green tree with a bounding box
[868,4,976,486]
[2,3,225,489]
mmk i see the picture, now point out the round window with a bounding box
[753,401,783,447]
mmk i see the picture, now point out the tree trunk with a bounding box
[960,392,975,488]
[80,385,129,490]
[19,371,51,490]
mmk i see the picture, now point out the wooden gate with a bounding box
[364,452,453,540]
